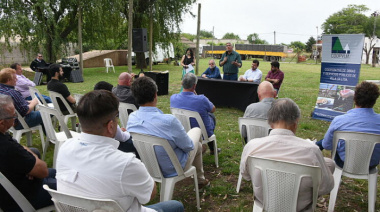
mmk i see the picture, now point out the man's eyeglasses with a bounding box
[3,112,17,120]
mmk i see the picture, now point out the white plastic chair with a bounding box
[73,93,83,106]
[119,102,137,128]
[247,156,321,212]
[29,86,54,108]
[8,110,45,151]
[130,132,201,210]
[49,91,77,131]
[170,107,219,167]
[328,131,380,212]
[43,185,123,212]
[39,105,80,168]
[0,172,55,212]
[104,58,115,73]
[236,117,271,193]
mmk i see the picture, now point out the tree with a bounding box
[247,33,268,44]
[222,32,240,39]
[290,41,306,63]
[322,5,369,34]
[305,36,316,53]
[200,30,214,39]
[362,15,380,64]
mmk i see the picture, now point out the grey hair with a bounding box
[0,94,13,119]
[268,98,300,126]
[182,73,198,89]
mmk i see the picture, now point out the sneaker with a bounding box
[210,148,221,155]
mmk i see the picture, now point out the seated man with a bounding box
[244,81,276,119]
[171,73,220,155]
[265,61,284,93]
[47,63,76,115]
[201,59,221,79]
[240,98,334,211]
[0,68,42,129]
[30,53,51,82]
[56,90,183,212]
[127,77,209,188]
[0,94,56,211]
[238,60,262,84]
[93,81,139,158]
[10,63,52,103]
[112,72,139,109]
[317,81,380,169]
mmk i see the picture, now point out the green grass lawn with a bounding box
[21,58,380,211]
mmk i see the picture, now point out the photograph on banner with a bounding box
[315,83,355,112]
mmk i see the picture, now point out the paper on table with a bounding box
[186,64,194,73]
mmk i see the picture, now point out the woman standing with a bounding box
[180,48,196,92]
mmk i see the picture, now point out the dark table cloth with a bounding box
[195,77,259,111]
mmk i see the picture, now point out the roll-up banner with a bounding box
[312,34,365,122]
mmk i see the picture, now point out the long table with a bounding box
[195,77,259,111]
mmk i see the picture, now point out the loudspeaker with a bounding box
[132,28,147,52]
[145,71,169,96]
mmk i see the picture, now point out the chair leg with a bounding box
[26,132,33,147]
[160,178,176,202]
[213,139,219,168]
[38,127,46,160]
[368,172,377,212]
[328,168,343,212]
[236,172,242,193]
[70,116,76,131]
[193,172,200,211]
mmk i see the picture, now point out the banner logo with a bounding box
[331,37,350,58]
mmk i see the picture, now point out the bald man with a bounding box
[244,81,277,119]
[112,72,138,108]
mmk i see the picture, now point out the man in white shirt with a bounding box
[56,90,184,212]
[238,60,262,84]
[240,98,334,211]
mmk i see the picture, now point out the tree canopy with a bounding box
[222,32,240,39]
[322,5,369,34]
[305,36,316,53]
[246,33,268,44]
[200,30,214,39]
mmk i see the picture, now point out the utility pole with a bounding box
[78,0,83,76]
[149,2,153,71]
[195,3,201,75]
[274,31,276,45]
[211,26,214,58]
[127,0,133,73]
[316,26,318,64]
[372,11,379,67]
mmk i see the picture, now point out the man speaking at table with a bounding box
[219,42,242,81]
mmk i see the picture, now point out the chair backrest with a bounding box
[39,105,73,143]
[43,185,124,212]
[170,107,209,140]
[238,117,271,142]
[29,86,48,106]
[14,110,30,130]
[248,156,321,212]
[119,103,137,128]
[332,131,380,175]
[130,132,185,181]
[0,172,36,212]
[104,58,113,67]
[49,91,75,115]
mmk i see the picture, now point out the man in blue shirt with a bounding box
[171,73,220,155]
[201,59,221,79]
[317,81,380,168]
[127,77,209,187]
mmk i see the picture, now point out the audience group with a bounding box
[0,51,379,211]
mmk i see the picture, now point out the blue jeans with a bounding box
[146,200,184,212]
[30,168,56,210]
[223,73,237,81]
[118,137,140,159]
[15,111,43,130]
[26,94,52,103]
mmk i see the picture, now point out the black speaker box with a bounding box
[132,28,148,52]
[145,71,169,96]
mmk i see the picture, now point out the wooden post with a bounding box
[149,3,153,71]
[78,0,83,76]
[127,0,133,73]
[195,3,201,75]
